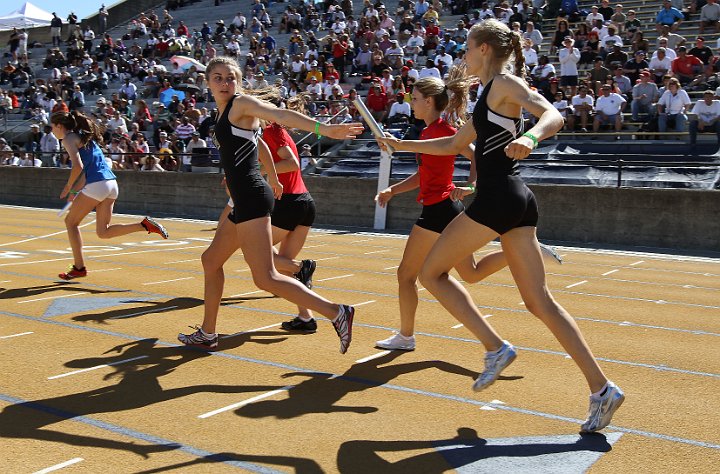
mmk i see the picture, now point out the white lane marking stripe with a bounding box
[91,267,122,273]
[452,323,464,329]
[198,388,289,418]
[355,350,391,363]
[165,258,201,264]
[602,269,619,276]
[303,244,326,249]
[0,280,11,283]
[0,245,209,268]
[142,277,194,285]
[484,314,493,319]
[48,356,148,380]
[384,265,399,270]
[363,249,389,254]
[0,220,96,248]
[565,280,588,289]
[352,300,376,307]
[32,458,84,474]
[630,260,645,266]
[18,292,85,304]
[227,290,264,297]
[222,323,280,339]
[350,239,371,243]
[314,256,340,261]
[108,306,179,320]
[316,274,354,282]
[0,331,33,339]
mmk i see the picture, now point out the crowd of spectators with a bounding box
[5,0,720,170]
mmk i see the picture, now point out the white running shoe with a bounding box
[580,381,625,433]
[472,340,517,392]
[539,243,563,264]
[376,332,416,351]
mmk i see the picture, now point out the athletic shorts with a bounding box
[464,176,538,235]
[227,182,274,224]
[271,192,315,231]
[82,179,119,201]
[560,75,578,87]
[415,197,464,234]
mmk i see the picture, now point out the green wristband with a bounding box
[468,184,475,192]
[315,121,322,139]
[522,132,538,149]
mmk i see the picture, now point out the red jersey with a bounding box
[262,123,308,194]
[417,118,457,205]
[671,55,703,76]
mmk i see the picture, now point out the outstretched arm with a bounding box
[377,119,477,156]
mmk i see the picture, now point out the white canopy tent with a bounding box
[0,2,53,31]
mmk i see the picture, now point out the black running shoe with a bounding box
[294,259,317,289]
[281,316,318,333]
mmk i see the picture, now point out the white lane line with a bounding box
[32,458,84,474]
[0,220,96,248]
[303,244,327,249]
[451,323,464,329]
[198,388,289,418]
[565,280,588,289]
[0,331,33,339]
[384,265,399,270]
[165,258,200,264]
[314,256,340,262]
[18,292,85,304]
[355,350,391,363]
[0,280,11,283]
[629,260,645,266]
[222,323,280,339]
[48,355,148,380]
[108,306,179,320]
[352,300,376,307]
[483,314,494,319]
[602,269,619,276]
[418,287,426,292]
[227,290,265,298]
[91,267,122,273]
[350,239,371,243]
[142,277,194,286]
[316,274,354,282]
[235,268,251,272]
[363,249,389,255]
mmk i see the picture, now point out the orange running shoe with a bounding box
[59,265,87,280]
[141,217,169,239]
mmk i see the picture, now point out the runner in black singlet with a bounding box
[178,57,364,354]
[377,20,624,434]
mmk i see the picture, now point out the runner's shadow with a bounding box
[237,351,477,420]
[220,295,278,304]
[0,282,127,300]
[336,428,613,473]
[133,451,324,474]
[72,297,204,324]
[0,338,285,457]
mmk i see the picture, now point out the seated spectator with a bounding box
[531,55,556,95]
[689,37,715,72]
[522,39,539,69]
[610,4,627,35]
[134,99,153,131]
[700,0,720,33]
[404,31,425,63]
[586,6,605,27]
[551,20,573,55]
[523,21,543,51]
[419,59,441,79]
[366,81,388,123]
[657,77,691,133]
[656,0,685,32]
[657,25,686,51]
[631,71,659,121]
[624,50,649,84]
[672,46,704,85]
[140,154,165,172]
[600,25,624,54]
[593,83,626,133]
[624,10,642,41]
[612,66,632,98]
[690,90,720,144]
[598,0,614,22]
[552,91,572,130]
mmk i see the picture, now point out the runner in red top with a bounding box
[416,117,458,205]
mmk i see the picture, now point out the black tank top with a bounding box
[472,79,524,179]
[213,94,265,190]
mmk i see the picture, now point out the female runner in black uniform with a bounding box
[179,57,363,354]
[378,20,624,433]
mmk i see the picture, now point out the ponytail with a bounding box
[510,31,526,80]
[50,111,105,147]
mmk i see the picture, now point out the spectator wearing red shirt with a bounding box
[177,21,189,37]
[332,35,350,82]
[366,81,389,122]
[671,46,704,85]
[424,19,440,53]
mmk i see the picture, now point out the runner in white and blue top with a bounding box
[50,111,168,281]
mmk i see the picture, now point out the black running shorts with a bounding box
[228,181,275,224]
[464,176,538,235]
[271,192,316,231]
[415,197,465,234]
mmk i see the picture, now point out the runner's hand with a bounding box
[323,122,365,140]
[504,135,535,160]
[450,186,474,201]
[375,187,393,207]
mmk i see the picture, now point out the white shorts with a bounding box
[82,180,119,201]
